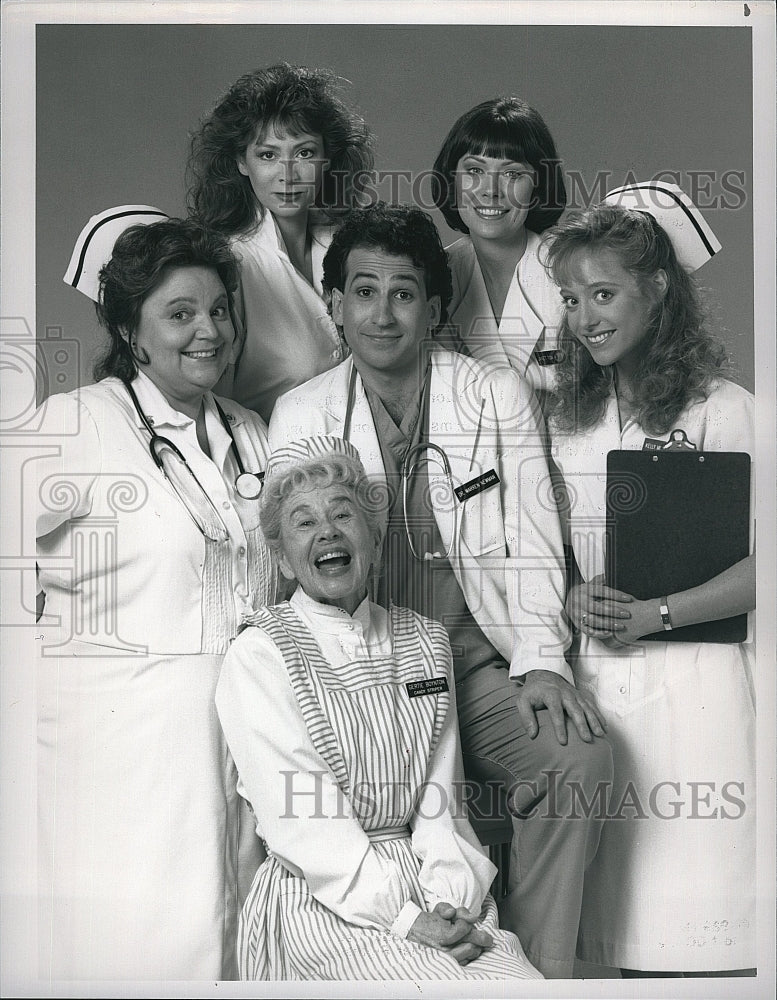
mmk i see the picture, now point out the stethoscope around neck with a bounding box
[124,379,264,502]
[342,362,459,563]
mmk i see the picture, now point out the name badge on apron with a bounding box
[454,468,500,503]
[406,677,449,698]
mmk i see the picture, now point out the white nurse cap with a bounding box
[603,181,721,272]
[63,204,168,301]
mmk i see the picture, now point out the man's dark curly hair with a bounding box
[322,203,453,324]
[94,218,238,383]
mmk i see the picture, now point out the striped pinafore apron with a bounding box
[236,603,541,981]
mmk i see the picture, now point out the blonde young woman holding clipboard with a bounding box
[543,185,756,977]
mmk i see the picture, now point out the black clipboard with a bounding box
[605,449,751,643]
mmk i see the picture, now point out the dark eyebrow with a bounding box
[349,270,424,285]
[254,134,318,148]
[460,154,529,167]
[164,296,197,307]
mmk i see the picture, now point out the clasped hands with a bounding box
[407,901,492,965]
[568,574,660,646]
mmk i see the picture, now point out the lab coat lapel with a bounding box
[322,359,387,489]
[426,353,503,557]
[454,251,509,368]
[500,243,546,375]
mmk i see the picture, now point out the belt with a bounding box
[365,825,411,843]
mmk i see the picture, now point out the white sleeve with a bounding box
[410,627,497,913]
[36,392,100,539]
[215,625,421,936]
[495,370,572,681]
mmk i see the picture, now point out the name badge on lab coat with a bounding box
[454,468,500,503]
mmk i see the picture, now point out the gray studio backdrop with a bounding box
[36,23,754,396]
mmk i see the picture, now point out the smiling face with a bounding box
[559,248,668,377]
[237,121,326,221]
[455,153,535,247]
[132,265,235,416]
[277,481,377,614]
[331,247,441,383]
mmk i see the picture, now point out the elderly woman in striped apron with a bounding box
[216,435,542,981]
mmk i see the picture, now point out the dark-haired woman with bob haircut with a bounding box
[543,189,756,977]
[432,96,566,403]
[187,63,375,421]
[37,215,275,980]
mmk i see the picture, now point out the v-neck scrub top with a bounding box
[35,372,275,980]
[217,212,346,422]
[549,379,756,971]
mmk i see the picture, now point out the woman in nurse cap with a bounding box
[542,182,756,978]
[37,207,275,979]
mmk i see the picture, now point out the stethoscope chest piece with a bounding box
[235,472,264,501]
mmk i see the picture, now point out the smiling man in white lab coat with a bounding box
[268,203,613,978]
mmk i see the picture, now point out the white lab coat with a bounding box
[269,349,571,681]
[446,231,563,399]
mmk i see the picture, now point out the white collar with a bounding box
[290,585,378,636]
[127,372,238,457]
[249,208,330,253]
[129,370,198,430]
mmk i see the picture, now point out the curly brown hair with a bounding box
[94,218,238,383]
[187,63,374,238]
[542,205,728,435]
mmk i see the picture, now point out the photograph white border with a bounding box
[2,2,774,998]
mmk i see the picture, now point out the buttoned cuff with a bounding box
[390,899,423,939]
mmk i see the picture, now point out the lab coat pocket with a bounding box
[459,480,505,556]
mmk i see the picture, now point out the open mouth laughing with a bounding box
[314,550,352,573]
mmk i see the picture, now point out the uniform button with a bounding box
[147,416,155,426]
[333,348,342,360]
[222,501,231,510]
[346,624,354,631]
[619,685,627,694]
[238,546,246,556]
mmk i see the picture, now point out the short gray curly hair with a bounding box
[259,452,386,558]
